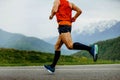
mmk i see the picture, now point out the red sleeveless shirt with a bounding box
[56,0,72,25]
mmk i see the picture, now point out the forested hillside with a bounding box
[0,29,54,53]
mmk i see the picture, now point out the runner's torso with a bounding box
[56,0,72,26]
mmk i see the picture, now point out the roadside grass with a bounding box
[0,48,119,66]
[0,59,119,66]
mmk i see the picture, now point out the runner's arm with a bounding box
[71,3,82,22]
[49,0,60,20]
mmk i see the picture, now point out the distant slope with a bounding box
[0,29,74,55]
[72,36,120,60]
[0,29,54,53]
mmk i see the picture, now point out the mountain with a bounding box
[0,29,75,55]
[72,36,120,60]
[45,20,120,45]
[1,20,119,55]
[72,20,120,44]
[0,29,54,53]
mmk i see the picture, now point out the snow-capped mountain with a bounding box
[45,20,120,45]
[72,20,120,44]
[74,20,118,35]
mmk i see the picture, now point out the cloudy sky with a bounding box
[0,0,120,39]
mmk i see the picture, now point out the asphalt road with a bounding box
[0,64,120,80]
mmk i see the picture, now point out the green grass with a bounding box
[0,48,120,66]
[0,57,119,66]
[0,60,120,66]
[58,56,120,65]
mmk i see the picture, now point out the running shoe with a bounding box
[44,65,55,73]
[90,44,98,62]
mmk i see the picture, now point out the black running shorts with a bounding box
[58,25,72,34]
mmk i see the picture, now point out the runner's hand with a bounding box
[49,15,53,20]
[71,17,76,22]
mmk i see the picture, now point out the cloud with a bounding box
[0,0,120,39]
[0,0,56,39]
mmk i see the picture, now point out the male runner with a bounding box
[44,0,98,73]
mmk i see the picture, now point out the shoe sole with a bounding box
[94,44,98,62]
[94,44,98,55]
[44,66,54,74]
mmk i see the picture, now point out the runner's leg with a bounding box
[51,35,63,68]
[60,32,73,49]
[60,32,91,53]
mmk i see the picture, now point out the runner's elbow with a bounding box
[78,9,82,15]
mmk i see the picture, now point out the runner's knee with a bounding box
[55,44,61,51]
[66,44,73,50]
